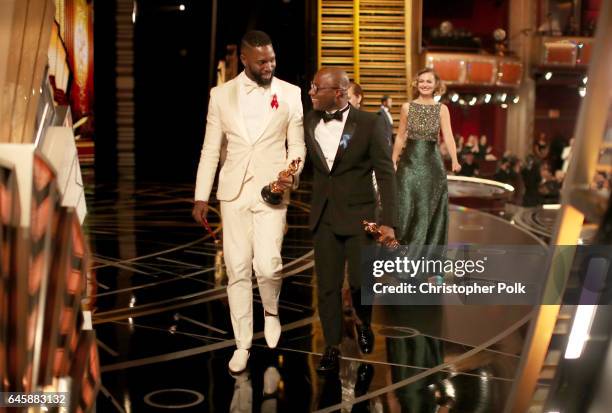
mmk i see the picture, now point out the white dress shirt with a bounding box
[239,71,272,142]
[314,105,350,170]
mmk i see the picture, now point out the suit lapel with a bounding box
[229,79,250,143]
[307,112,330,174]
[330,106,358,174]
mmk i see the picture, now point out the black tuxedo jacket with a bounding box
[377,108,393,144]
[304,106,397,235]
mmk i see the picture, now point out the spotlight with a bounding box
[513,96,520,104]
[501,103,508,109]
[459,98,466,105]
[582,76,588,85]
[544,71,553,80]
[578,87,586,97]
[179,4,186,11]
[469,97,477,106]
[484,93,492,103]
[434,95,441,102]
[451,93,459,103]
[500,93,507,102]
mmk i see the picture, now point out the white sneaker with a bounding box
[264,315,281,348]
[228,349,250,374]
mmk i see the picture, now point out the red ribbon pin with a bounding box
[271,94,279,109]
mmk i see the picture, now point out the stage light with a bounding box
[565,305,597,359]
[451,93,459,103]
[459,98,466,105]
[500,93,507,102]
[501,103,508,109]
[544,71,553,80]
[484,93,492,103]
[582,76,588,85]
[579,87,587,97]
[513,96,520,104]
[469,97,477,106]
[179,4,186,11]
[434,95,441,102]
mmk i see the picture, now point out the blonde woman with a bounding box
[392,68,460,247]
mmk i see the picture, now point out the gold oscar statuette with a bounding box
[362,220,400,248]
[261,158,302,205]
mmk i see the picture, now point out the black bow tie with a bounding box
[322,106,349,123]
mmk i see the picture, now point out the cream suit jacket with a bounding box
[195,75,306,203]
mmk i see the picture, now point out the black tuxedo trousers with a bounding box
[314,204,374,345]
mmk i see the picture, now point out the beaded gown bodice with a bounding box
[407,102,441,142]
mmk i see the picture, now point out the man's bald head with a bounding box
[309,67,350,111]
[318,67,350,89]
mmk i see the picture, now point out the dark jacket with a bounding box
[377,107,394,145]
[304,106,397,235]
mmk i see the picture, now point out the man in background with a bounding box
[378,95,394,145]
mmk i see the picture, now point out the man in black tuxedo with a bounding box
[377,95,394,145]
[305,67,397,373]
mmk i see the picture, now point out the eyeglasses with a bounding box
[310,82,346,94]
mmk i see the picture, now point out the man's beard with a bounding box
[253,69,274,86]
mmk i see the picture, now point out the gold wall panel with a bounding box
[318,0,410,125]
[0,0,55,143]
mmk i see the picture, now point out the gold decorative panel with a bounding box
[318,0,410,126]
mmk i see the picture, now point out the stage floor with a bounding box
[86,181,545,412]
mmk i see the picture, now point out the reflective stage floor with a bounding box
[86,182,545,412]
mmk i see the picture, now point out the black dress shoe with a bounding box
[351,364,374,413]
[354,363,374,396]
[316,346,340,373]
[355,324,374,354]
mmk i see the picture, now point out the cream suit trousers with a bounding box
[221,178,286,350]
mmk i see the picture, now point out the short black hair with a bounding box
[241,30,272,51]
[381,95,390,103]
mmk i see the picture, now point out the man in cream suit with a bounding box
[192,31,305,374]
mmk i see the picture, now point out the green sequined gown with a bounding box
[396,102,448,246]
